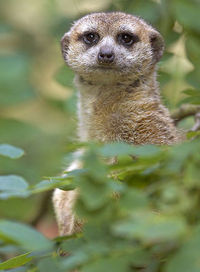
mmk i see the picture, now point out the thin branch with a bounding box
[191,112,200,131]
[171,105,200,124]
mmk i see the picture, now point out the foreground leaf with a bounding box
[0,252,32,270]
[165,226,200,272]
[0,144,24,159]
[0,176,28,191]
[0,220,53,251]
[113,212,187,243]
[0,176,29,199]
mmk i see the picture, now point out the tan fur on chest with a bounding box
[77,77,178,145]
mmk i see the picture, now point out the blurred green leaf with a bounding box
[180,96,200,105]
[100,142,134,157]
[120,189,148,211]
[37,258,64,272]
[32,178,74,193]
[100,142,161,157]
[128,0,160,23]
[61,251,89,270]
[165,226,200,272]
[0,175,28,191]
[183,89,200,96]
[81,255,133,272]
[0,252,32,270]
[0,175,29,200]
[187,130,200,139]
[0,54,35,106]
[173,0,200,33]
[180,89,200,105]
[64,91,77,114]
[0,144,24,159]
[0,23,13,34]
[54,65,74,88]
[0,220,53,251]
[113,212,186,243]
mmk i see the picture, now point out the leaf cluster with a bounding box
[1,139,200,271]
[1,0,200,271]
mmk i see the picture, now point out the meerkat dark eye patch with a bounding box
[80,32,100,46]
[117,32,140,47]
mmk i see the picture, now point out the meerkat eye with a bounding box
[82,32,100,45]
[117,33,140,46]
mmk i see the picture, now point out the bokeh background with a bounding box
[0,0,199,237]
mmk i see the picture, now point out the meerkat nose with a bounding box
[98,45,115,64]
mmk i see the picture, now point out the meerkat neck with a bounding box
[75,70,164,143]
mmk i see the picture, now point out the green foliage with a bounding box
[0,220,53,251]
[1,0,200,271]
[54,65,74,88]
[1,140,200,271]
[0,175,29,199]
[0,54,35,106]
[180,89,200,105]
[0,253,32,270]
[0,145,24,159]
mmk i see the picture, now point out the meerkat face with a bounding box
[61,12,164,81]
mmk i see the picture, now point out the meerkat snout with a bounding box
[98,45,115,64]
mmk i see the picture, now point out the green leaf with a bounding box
[187,130,200,140]
[113,212,186,243]
[37,258,64,272]
[173,0,200,33]
[77,178,111,210]
[0,175,28,191]
[183,89,200,96]
[180,89,200,105]
[180,96,200,105]
[128,0,160,23]
[165,226,200,272]
[0,220,53,251]
[32,177,74,193]
[64,92,77,114]
[0,23,13,34]
[133,145,161,157]
[81,255,133,272]
[100,142,134,157]
[0,176,29,199]
[0,54,35,106]
[54,65,74,88]
[100,142,161,157]
[61,251,89,270]
[0,252,32,270]
[120,189,148,211]
[0,144,24,159]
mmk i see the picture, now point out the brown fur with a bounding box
[53,12,181,236]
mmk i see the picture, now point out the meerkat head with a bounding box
[61,12,164,83]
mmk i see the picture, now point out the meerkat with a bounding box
[53,12,181,236]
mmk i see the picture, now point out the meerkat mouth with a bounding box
[97,66,115,70]
[94,65,119,71]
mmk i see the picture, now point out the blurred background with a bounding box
[0,0,199,237]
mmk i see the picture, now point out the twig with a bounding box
[171,105,200,124]
[191,112,200,131]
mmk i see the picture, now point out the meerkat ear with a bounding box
[61,32,70,63]
[149,31,164,64]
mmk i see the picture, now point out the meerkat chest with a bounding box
[78,87,142,142]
